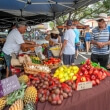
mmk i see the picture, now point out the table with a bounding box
[37,76,110,110]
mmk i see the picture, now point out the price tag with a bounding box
[0,75,20,97]
[77,81,92,91]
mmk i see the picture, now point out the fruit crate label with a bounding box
[77,81,92,91]
[0,75,20,97]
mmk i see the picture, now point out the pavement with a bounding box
[74,52,91,64]
[75,51,110,65]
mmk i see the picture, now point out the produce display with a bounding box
[30,56,41,64]
[0,97,6,110]
[24,102,36,110]
[76,59,108,86]
[7,83,27,105]
[9,99,24,110]
[54,65,79,82]
[29,73,75,105]
[43,57,61,69]
[18,75,29,84]
[2,58,110,109]
[24,63,51,74]
[23,86,37,104]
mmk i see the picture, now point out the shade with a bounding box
[0,0,100,28]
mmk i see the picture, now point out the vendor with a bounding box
[45,27,61,58]
[2,21,37,77]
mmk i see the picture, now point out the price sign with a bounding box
[77,81,92,91]
[0,81,4,97]
[0,75,20,97]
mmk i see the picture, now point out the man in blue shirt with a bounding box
[91,13,110,68]
[72,20,80,59]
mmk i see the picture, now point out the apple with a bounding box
[78,71,83,76]
[80,76,86,82]
[81,66,86,72]
[96,79,100,84]
[91,74,96,80]
[84,70,88,75]
[92,80,96,86]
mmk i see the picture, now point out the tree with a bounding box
[55,0,110,26]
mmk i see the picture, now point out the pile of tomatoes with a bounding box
[43,57,61,65]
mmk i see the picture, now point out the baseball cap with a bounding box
[66,20,73,26]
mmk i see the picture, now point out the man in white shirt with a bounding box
[59,20,76,65]
[3,21,36,77]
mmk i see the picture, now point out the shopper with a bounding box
[91,13,110,68]
[72,19,80,59]
[59,20,76,65]
[2,21,36,77]
[84,27,91,54]
[45,27,61,58]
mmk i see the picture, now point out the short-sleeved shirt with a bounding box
[91,26,110,55]
[73,28,80,43]
[2,28,24,55]
[63,29,76,55]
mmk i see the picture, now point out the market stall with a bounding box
[0,54,109,110]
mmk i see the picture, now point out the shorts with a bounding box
[75,45,79,50]
[3,52,12,75]
[63,54,74,65]
[85,38,91,41]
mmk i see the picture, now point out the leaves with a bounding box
[55,0,110,26]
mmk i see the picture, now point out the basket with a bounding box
[50,45,61,57]
[23,63,51,74]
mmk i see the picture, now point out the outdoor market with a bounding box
[0,0,110,110]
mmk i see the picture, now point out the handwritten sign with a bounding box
[0,75,20,97]
[77,81,92,91]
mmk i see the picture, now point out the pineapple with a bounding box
[24,86,37,104]
[9,99,24,110]
[24,102,36,110]
[0,97,6,110]
[19,75,29,83]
